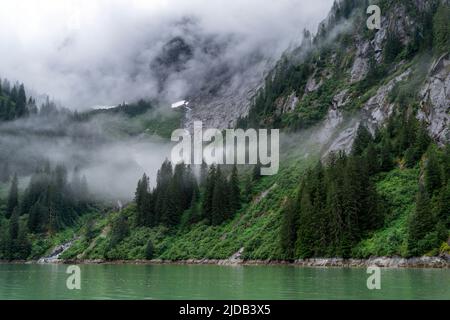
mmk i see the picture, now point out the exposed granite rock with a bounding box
[363,69,412,132]
[418,53,450,145]
[350,37,371,83]
[305,73,323,93]
[332,89,350,109]
[218,247,245,265]
[183,59,270,130]
[371,20,387,63]
[294,256,449,268]
[275,92,298,116]
[315,92,347,148]
[324,69,411,156]
[323,122,359,156]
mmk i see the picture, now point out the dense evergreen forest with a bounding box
[281,111,449,259]
[0,79,38,121]
[0,79,169,260]
[0,0,449,262]
[134,161,241,229]
[0,164,91,260]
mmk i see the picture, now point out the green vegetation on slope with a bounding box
[59,108,449,262]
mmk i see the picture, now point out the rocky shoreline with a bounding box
[25,255,447,268]
[2,255,449,268]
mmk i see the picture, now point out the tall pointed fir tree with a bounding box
[407,184,435,256]
[6,173,19,219]
[229,165,241,213]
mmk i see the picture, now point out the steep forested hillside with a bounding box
[61,0,449,262]
[0,0,449,262]
[0,79,38,121]
[0,81,182,260]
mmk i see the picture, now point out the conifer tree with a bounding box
[407,185,435,256]
[6,173,19,219]
[202,164,216,223]
[424,148,442,196]
[109,215,129,248]
[243,175,253,203]
[280,197,299,259]
[211,166,228,225]
[16,84,27,118]
[135,174,149,226]
[154,160,173,223]
[435,183,450,228]
[296,189,315,258]
[364,142,379,175]
[229,165,241,213]
[252,163,261,181]
[145,240,155,260]
[199,161,208,188]
[432,3,450,53]
[352,124,372,156]
[5,208,20,259]
[380,139,394,171]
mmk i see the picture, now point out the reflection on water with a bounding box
[0,264,448,300]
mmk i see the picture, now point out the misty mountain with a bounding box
[0,0,448,264]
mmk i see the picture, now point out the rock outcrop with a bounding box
[418,53,450,145]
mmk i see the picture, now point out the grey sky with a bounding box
[0,0,334,109]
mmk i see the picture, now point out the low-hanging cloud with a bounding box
[0,111,174,200]
[0,0,334,109]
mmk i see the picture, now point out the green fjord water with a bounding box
[0,264,448,300]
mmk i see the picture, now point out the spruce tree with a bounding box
[161,164,184,227]
[352,124,372,156]
[154,160,173,223]
[432,3,450,53]
[6,208,20,259]
[135,174,149,226]
[199,161,208,187]
[252,163,261,181]
[296,189,315,258]
[202,165,216,223]
[424,148,442,196]
[407,185,435,256]
[145,240,155,260]
[27,201,42,233]
[280,197,299,259]
[341,158,361,256]
[364,142,379,175]
[229,165,241,213]
[6,173,19,219]
[16,225,31,259]
[109,215,129,248]
[413,123,431,161]
[380,139,394,171]
[16,84,27,118]
[435,183,450,228]
[211,166,227,225]
[243,175,253,203]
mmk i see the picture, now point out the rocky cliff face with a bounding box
[181,0,449,154]
[182,58,269,130]
[418,53,450,145]
[281,0,448,155]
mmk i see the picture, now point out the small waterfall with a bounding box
[37,239,77,264]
